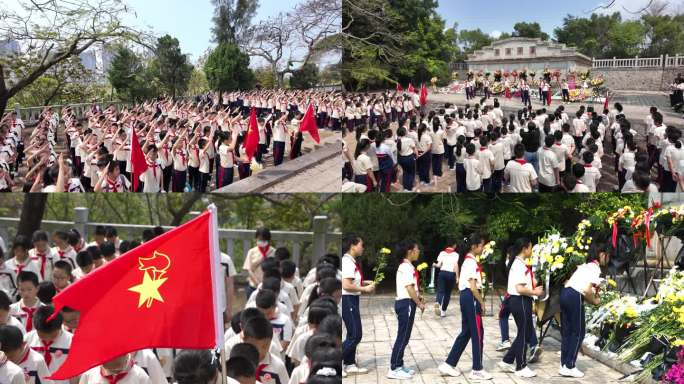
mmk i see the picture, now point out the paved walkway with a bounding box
[262,155,342,193]
[344,295,625,384]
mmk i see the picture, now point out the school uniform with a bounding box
[390,260,419,371]
[224,333,282,362]
[0,355,25,384]
[444,254,484,371]
[502,257,535,371]
[431,129,445,178]
[9,299,43,333]
[26,329,72,384]
[288,361,309,384]
[78,363,150,384]
[133,349,168,384]
[464,156,482,192]
[560,262,602,372]
[416,134,432,184]
[454,147,467,193]
[375,142,395,192]
[490,140,505,193]
[256,352,289,384]
[397,137,416,191]
[0,264,17,299]
[353,153,374,192]
[580,164,601,192]
[98,175,131,193]
[5,258,42,282]
[435,248,459,312]
[272,121,288,166]
[537,147,560,192]
[341,253,363,366]
[172,149,188,192]
[286,328,312,365]
[50,247,76,270]
[16,348,51,384]
[242,246,275,298]
[504,159,537,193]
[477,147,495,192]
[269,311,294,347]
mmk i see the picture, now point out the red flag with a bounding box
[604,93,610,111]
[547,89,552,106]
[48,207,224,380]
[396,83,404,92]
[419,83,428,106]
[408,83,415,94]
[244,107,259,161]
[299,104,320,144]
[129,129,148,192]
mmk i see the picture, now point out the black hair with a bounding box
[0,291,10,311]
[307,277,341,308]
[104,226,118,238]
[457,233,483,269]
[53,260,73,276]
[173,350,218,384]
[255,227,272,241]
[225,356,255,380]
[394,239,418,261]
[100,242,116,258]
[142,229,155,243]
[572,163,586,178]
[76,251,93,268]
[564,173,577,191]
[86,245,102,260]
[320,254,340,270]
[274,247,291,261]
[455,135,466,157]
[255,289,277,310]
[33,305,62,332]
[17,271,39,287]
[318,314,342,340]
[305,333,337,359]
[229,342,259,367]
[11,235,31,253]
[262,277,281,295]
[544,135,555,148]
[508,237,531,275]
[342,234,362,254]
[280,260,296,279]
[37,281,56,304]
[0,325,24,352]
[230,311,242,334]
[242,316,273,340]
[582,150,594,165]
[240,307,265,329]
[31,230,49,244]
[308,305,334,326]
[94,225,107,236]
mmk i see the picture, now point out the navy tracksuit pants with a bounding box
[445,288,484,371]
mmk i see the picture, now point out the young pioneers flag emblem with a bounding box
[47,206,224,380]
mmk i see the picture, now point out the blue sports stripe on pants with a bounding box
[560,286,585,369]
[435,271,456,312]
[445,288,484,371]
[342,295,363,365]
[390,299,417,370]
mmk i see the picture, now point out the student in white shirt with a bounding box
[25,306,73,384]
[242,317,290,384]
[504,144,537,193]
[171,350,221,384]
[464,144,482,192]
[454,136,468,193]
[477,137,495,192]
[498,238,543,378]
[388,240,424,380]
[341,235,374,375]
[0,325,51,384]
[433,245,459,317]
[416,124,433,186]
[139,147,162,193]
[396,127,418,192]
[430,121,445,183]
[580,151,601,192]
[559,249,608,378]
[353,139,376,193]
[216,132,235,189]
[0,351,25,384]
[538,136,561,192]
[9,272,43,333]
[79,354,150,384]
[439,234,492,381]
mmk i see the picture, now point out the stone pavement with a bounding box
[262,155,342,193]
[343,295,626,384]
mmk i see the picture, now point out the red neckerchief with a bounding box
[479,147,486,152]
[465,254,483,281]
[404,259,419,293]
[351,256,364,283]
[584,164,592,168]
[21,304,37,332]
[100,365,130,384]
[32,339,54,366]
[194,146,200,161]
[255,363,268,381]
[515,159,526,165]
[444,247,455,253]
[147,162,157,178]
[18,347,30,365]
[15,261,26,276]
[106,176,119,192]
[33,250,47,279]
[257,246,270,260]
[524,260,537,289]
[543,147,550,151]
[57,248,66,259]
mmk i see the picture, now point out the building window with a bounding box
[494,49,500,56]
[517,47,524,55]
[505,48,512,56]
[529,46,536,55]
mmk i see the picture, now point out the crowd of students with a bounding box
[0,225,342,384]
[342,90,681,193]
[0,89,342,193]
[342,232,608,381]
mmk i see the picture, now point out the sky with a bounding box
[438,0,684,39]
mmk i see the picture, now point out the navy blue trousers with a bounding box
[503,295,533,370]
[390,299,417,370]
[435,271,456,311]
[446,289,484,370]
[342,295,362,365]
[560,287,585,369]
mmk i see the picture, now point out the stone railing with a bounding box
[592,54,684,69]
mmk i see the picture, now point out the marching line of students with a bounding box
[0,89,342,193]
[342,91,681,193]
[346,233,610,381]
[0,225,343,384]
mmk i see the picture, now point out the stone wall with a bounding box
[593,67,682,91]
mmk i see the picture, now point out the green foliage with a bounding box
[204,42,256,92]
[512,22,550,40]
[108,46,158,102]
[186,68,210,96]
[149,35,194,98]
[211,0,259,45]
[289,63,319,89]
[457,28,493,55]
[253,68,277,89]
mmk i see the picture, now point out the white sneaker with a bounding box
[559,366,584,378]
[342,370,347,378]
[515,367,537,378]
[387,368,412,380]
[438,363,461,377]
[344,364,368,374]
[434,302,441,316]
[400,366,415,375]
[498,361,516,373]
[496,340,512,351]
[440,310,446,317]
[469,370,493,380]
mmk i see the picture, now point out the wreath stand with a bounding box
[642,233,673,299]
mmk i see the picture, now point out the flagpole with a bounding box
[207,204,227,384]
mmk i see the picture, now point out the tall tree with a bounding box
[0,0,153,116]
[204,42,256,92]
[211,0,259,45]
[17,194,47,238]
[107,47,156,102]
[554,13,624,58]
[458,29,493,54]
[512,22,550,40]
[150,35,193,98]
[290,63,319,89]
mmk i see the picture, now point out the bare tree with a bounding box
[0,0,154,116]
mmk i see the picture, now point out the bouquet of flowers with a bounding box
[480,241,500,264]
[503,71,510,79]
[250,160,264,174]
[531,231,569,287]
[607,206,637,244]
[529,71,537,78]
[663,346,684,384]
[511,70,519,78]
[653,204,684,238]
[590,76,605,88]
[372,247,391,284]
[491,83,505,95]
[552,70,561,81]
[416,262,430,292]
[579,69,592,81]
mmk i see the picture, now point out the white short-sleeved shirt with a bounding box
[353,153,373,176]
[538,147,560,187]
[581,165,601,192]
[436,249,459,273]
[477,148,495,179]
[504,160,537,193]
[26,329,73,384]
[17,348,50,384]
[78,363,150,384]
[0,357,25,384]
[341,254,361,296]
[458,255,482,291]
[507,257,533,296]
[464,157,482,191]
[395,261,418,300]
[565,262,602,296]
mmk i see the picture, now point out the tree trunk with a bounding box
[0,93,8,119]
[169,193,202,226]
[17,194,48,238]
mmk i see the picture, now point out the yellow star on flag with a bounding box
[128,271,168,308]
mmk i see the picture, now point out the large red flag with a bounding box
[407,83,415,94]
[419,83,428,106]
[244,107,259,161]
[603,93,610,111]
[547,89,552,106]
[396,83,404,92]
[299,104,320,144]
[129,129,148,192]
[48,206,224,380]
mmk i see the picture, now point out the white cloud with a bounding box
[490,30,503,39]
